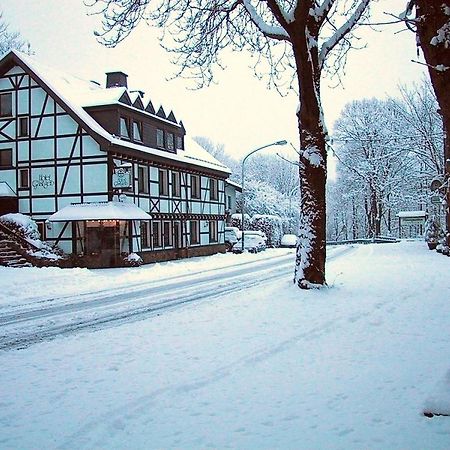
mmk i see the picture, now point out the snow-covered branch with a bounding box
[241,0,290,41]
[319,0,370,68]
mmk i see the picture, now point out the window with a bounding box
[0,148,12,167]
[0,93,12,117]
[19,168,29,188]
[141,221,151,248]
[138,166,148,193]
[152,221,162,248]
[166,132,174,151]
[36,222,46,241]
[227,195,232,210]
[209,220,218,242]
[133,121,142,142]
[176,136,184,150]
[190,220,199,245]
[191,174,200,199]
[18,117,29,137]
[156,129,164,148]
[210,178,218,200]
[120,117,130,139]
[163,221,172,247]
[171,171,181,197]
[159,169,169,196]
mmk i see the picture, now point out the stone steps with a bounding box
[0,231,33,268]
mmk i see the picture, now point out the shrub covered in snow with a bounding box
[124,252,143,267]
[0,213,64,261]
[424,215,440,250]
[251,215,283,247]
[231,213,250,230]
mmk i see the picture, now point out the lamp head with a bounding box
[275,140,288,146]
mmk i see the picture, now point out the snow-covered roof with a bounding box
[397,211,427,218]
[0,182,16,197]
[225,179,242,192]
[47,201,152,222]
[5,50,230,175]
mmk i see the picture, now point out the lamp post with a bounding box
[241,140,288,252]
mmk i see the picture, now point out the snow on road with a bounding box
[0,241,449,449]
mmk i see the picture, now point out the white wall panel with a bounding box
[0,78,13,90]
[82,136,102,157]
[18,198,30,213]
[83,163,107,193]
[17,90,29,115]
[57,136,76,159]
[57,165,80,195]
[57,114,78,136]
[32,197,56,213]
[0,170,15,189]
[31,88,47,115]
[31,138,54,160]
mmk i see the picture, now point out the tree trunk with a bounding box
[415,0,450,236]
[293,46,327,289]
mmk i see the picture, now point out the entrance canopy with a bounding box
[47,201,151,222]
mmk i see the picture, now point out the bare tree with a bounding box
[89,0,372,288]
[0,12,30,54]
[401,0,450,235]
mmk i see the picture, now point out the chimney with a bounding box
[106,71,128,88]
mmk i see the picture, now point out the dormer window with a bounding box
[133,121,142,142]
[166,132,174,151]
[120,117,130,139]
[156,129,164,148]
[0,93,12,117]
[176,136,184,150]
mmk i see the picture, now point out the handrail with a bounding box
[0,221,42,252]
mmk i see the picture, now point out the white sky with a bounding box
[2,0,427,160]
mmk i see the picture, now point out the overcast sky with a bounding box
[3,0,427,160]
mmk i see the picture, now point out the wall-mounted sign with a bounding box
[32,168,55,195]
[112,166,131,189]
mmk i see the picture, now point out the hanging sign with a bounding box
[112,166,131,189]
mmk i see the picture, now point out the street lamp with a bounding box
[241,140,288,252]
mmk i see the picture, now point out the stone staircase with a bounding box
[0,229,33,268]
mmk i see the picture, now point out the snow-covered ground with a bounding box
[0,241,449,449]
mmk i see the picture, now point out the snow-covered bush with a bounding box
[124,252,143,267]
[424,216,440,250]
[231,213,250,230]
[0,213,64,261]
[251,215,283,247]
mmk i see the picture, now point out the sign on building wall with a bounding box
[112,166,131,189]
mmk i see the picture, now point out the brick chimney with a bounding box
[106,71,128,88]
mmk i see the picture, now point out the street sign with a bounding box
[431,195,442,205]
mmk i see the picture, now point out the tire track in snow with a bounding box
[0,246,356,351]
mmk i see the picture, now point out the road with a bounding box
[0,246,352,350]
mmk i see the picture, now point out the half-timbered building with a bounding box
[0,50,230,267]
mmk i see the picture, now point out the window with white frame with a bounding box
[190,220,199,245]
[152,221,162,248]
[141,221,151,248]
[0,148,13,167]
[19,168,29,188]
[159,169,169,196]
[0,93,12,117]
[166,132,174,151]
[171,171,181,197]
[163,221,172,247]
[210,178,218,200]
[133,121,142,142]
[176,136,183,150]
[18,117,29,138]
[191,174,200,199]
[156,129,164,148]
[138,166,149,193]
[209,220,218,242]
[120,117,130,139]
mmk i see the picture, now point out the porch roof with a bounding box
[47,201,151,222]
